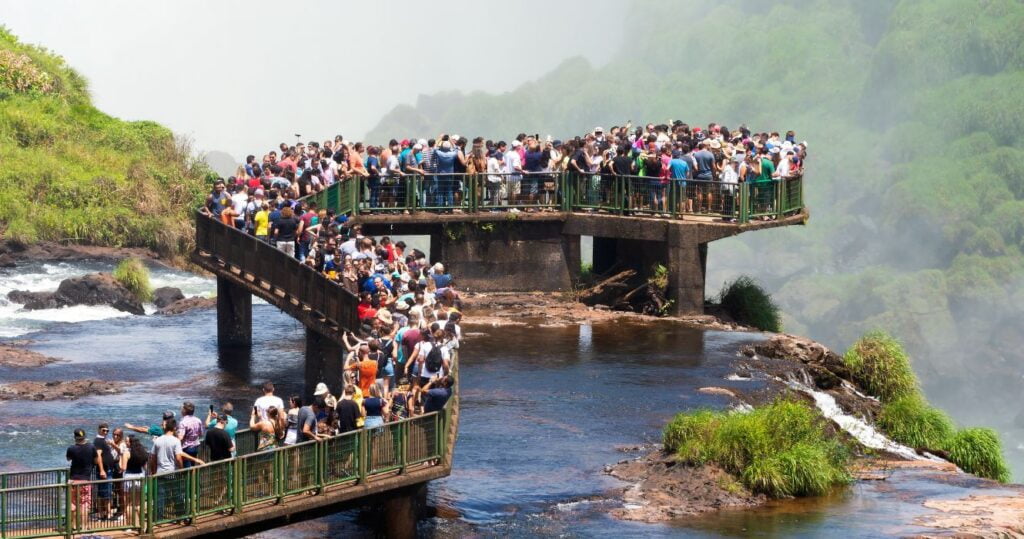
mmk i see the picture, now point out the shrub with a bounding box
[876,395,955,449]
[843,331,918,402]
[945,428,1010,483]
[717,276,782,332]
[663,399,850,498]
[113,258,152,302]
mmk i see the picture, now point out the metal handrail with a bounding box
[304,172,804,223]
[0,357,458,537]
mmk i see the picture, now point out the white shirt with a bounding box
[231,192,248,214]
[254,395,285,421]
[503,151,522,178]
[487,157,504,182]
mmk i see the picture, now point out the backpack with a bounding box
[645,154,662,177]
[425,345,443,373]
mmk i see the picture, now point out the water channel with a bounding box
[0,261,1004,537]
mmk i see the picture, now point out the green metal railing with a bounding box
[0,395,453,537]
[310,172,804,223]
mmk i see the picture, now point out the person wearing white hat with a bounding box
[313,382,337,410]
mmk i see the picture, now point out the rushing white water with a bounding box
[0,260,214,338]
[782,378,938,461]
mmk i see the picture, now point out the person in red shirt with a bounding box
[356,292,377,321]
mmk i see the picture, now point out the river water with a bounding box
[0,261,1017,537]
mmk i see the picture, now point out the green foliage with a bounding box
[0,28,211,258]
[843,331,918,403]
[717,276,782,332]
[877,395,955,449]
[663,400,851,498]
[647,263,669,291]
[945,428,1011,482]
[113,258,152,302]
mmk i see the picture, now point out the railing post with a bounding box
[65,482,73,539]
[232,458,241,514]
[739,182,749,223]
[274,450,283,504]
[669,178,678,219]
[776,179,784,219]
[190,468,198,523]
[399,422,408,473]
[145,476,154,535]
[358,429,368,483]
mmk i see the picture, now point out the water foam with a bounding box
[782,378,936,461]
[0,260,215,338]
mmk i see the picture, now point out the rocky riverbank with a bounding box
[0,341,60,367]
[0,240,162,268]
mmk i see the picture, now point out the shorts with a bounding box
[96,474,112,499]
[71,480,92,508]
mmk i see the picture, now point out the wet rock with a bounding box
[152,286,185,309]
[748,334,852,383]
[606,450,766,522]
[55,273,144,314]
[0,253,16,268]
[157,296,216,315]
[0,343,60,368]
[698,387,738,398]
[0,379,127,400]
[8,273,144,315]
[7,290,61,309]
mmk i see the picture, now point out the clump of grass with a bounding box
[945,428,1011,483]
[842,331,917,403]
[717,276,782,332]
[663,399,850,498]
[876,395,955,450]
[648,263,669,290]
[113,257,152,302]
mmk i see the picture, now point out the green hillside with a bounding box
[367,0,1024,469]
[0,27,211,258]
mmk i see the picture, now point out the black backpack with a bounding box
[425,346,443,373]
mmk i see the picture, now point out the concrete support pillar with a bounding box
[216,276,252,347]
[561,233,581,283]
[665,227,707,315]
[380,482,426,539]
[305,328,343,400]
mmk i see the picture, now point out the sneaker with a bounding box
[509,208,521,214]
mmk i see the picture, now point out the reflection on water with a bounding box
[0,306,1002,537]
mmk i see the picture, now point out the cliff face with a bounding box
[0,27,211,258]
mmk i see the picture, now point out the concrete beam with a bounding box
[216,276,252,347]
[665,226,708,315]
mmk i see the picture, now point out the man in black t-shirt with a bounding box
[204,417,234,462]
[335,386,363,434]
[66,429,96,526]
[92,423,116,519]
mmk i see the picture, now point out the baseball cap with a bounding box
[162,410,176,420]
[74,428,86,440]
[594,126,604,132]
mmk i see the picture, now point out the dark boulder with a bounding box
[53,273,144,315]
[8,273,144,315]
[152,287,185,309]
[7,290,61,309]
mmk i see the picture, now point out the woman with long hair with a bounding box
[122,435,148,524]
[283,396,301,446]
[250,405,286,451]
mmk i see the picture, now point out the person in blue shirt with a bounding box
[669,150,693,213]
[433,140,458,209]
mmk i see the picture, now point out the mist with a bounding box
[1,0,623,160]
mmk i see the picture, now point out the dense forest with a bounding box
[0,27,210,259]
[367,0,1024,474]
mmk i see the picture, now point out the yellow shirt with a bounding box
[353,388,365,427]
[254,210,269,236]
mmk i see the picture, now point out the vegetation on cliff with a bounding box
[663,400,850,498]
[0,27,211,259]
[844,331,1010,482]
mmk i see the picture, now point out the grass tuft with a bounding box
[663,399,850,498]
[945,428,1011,483]
[113,257,152,302]
[876,395,955,450]
[842,331,918,403]
[717,276,782,332]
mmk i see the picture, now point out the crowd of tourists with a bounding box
[63,226,460,524]
[205,121,806,226]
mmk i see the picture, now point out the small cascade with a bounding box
[780,376,938,461]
